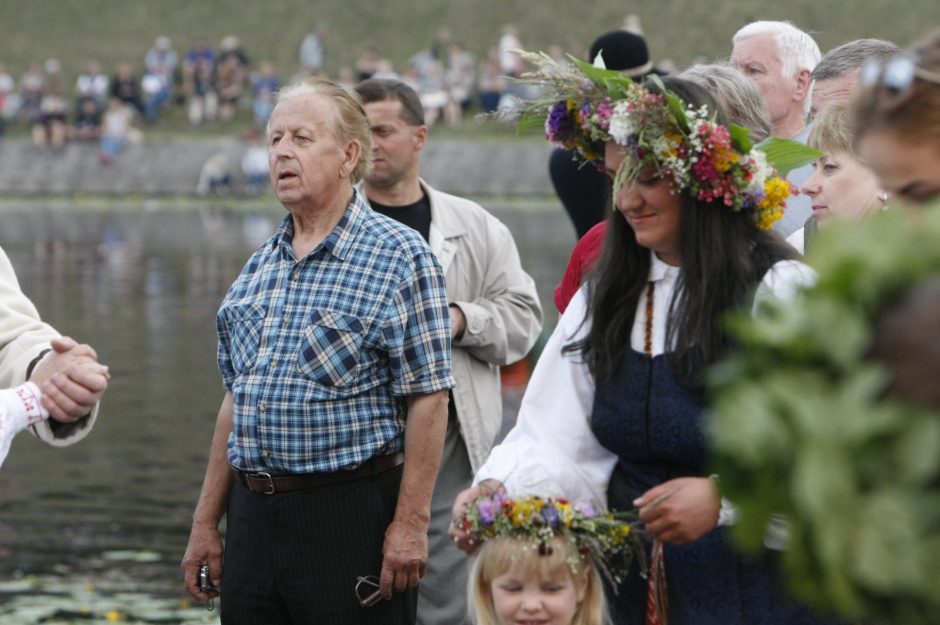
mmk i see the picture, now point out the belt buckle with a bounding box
[252,471,276,495]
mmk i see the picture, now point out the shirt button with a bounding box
[282,317,289,326]
[291,273,300,281]
[259,403,267,412]
[262,450,270,457]
[270,359,277,367]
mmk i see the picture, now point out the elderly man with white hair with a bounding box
[731,20,820,237]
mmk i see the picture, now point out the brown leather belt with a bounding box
[231,452,404,495]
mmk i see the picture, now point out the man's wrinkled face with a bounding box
[731,33,799,127]
[811,69,858,117]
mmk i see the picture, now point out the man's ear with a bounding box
[793,68,812,103]
[413,124,429,151]
[340,140,362,178]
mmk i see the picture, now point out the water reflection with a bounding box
[0,199,571,619]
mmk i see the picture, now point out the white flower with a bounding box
[608,101,635,145]
[743,150,771,193]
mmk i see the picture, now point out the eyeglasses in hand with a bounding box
[355,575,386,607]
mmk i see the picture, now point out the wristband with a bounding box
[3,382,50,432]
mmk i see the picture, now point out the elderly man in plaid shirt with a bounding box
[182,78,454,625]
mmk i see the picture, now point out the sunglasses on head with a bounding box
[860,53,940,98]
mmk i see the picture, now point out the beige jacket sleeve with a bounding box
[0,246,97,446]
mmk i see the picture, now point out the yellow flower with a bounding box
[713,148,740,173]
[760,177,791,209]
[510,497,542,526]
[106,610,123,622]
[755,177,790,230]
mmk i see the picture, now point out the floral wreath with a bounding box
[457,491,645,586]
[708,205,940,623]
[511,50,818,230]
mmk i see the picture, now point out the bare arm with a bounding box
[181,391,234,601]
[379,389,449,598]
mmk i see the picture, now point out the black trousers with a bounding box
[220,464,416,625]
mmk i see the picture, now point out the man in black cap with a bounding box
[549,30,663,238]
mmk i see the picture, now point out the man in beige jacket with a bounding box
[0,245,108,468]
[355,78,542,625]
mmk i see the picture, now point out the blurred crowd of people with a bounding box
[0,21,552,166]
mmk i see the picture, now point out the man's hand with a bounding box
[181,522,224,603]
[448,479,503,554]
[30,337,110,423]
[634,476,720,544]
[379,517,428,598]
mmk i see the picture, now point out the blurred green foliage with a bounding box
[709,205,940,623]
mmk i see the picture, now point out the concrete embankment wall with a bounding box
[0,138,555,197]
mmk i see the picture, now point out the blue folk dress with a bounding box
[590,339,833,625]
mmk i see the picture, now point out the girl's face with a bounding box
[801,148,884,221]
[605,141,684,266]
[490,562,587,625]
[856,130,940,205]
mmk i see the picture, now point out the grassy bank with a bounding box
[2,0,937,88]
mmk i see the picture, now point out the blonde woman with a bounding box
[789,100,887,253]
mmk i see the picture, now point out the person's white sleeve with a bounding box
[0,381,49,468]
[474,289,617,508]
[753,259,817,311]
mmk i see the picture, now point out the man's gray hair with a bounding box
[679,63,772,143]
[812,38,900,82]
[733,20,821,80]
[269,78,372,182]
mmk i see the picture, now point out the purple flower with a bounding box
[574,502,596,518]
[477,498,498,525]
[545,100,574,142]
[542,505,560,527]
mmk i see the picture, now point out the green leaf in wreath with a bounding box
[754,136,821,176]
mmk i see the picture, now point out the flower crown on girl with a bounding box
[457,491,645,585]
[510,50,819,230]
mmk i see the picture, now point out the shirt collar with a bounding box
[648,250,680,284]
[271,189,367,262]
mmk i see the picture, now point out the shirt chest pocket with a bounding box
[225,302,267,374]
[297,310,366,388]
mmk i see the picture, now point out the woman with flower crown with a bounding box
[451,55,834,625]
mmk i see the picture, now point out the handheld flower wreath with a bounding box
[512,50,819,230]
[457,491,645,586]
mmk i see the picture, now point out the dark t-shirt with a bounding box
[368,191,460,417]
[368,194,432,243]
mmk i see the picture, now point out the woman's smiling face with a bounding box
[605,141,684,266]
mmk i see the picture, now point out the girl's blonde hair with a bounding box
[468,536,611,625]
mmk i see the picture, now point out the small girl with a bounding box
[461,492,639,625]
[470,534,609,625]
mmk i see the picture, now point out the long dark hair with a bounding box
[567,77,797,395]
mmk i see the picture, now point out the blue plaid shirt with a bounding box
[217,190,454,473]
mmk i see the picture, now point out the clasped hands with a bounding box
[29,336,110,423]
